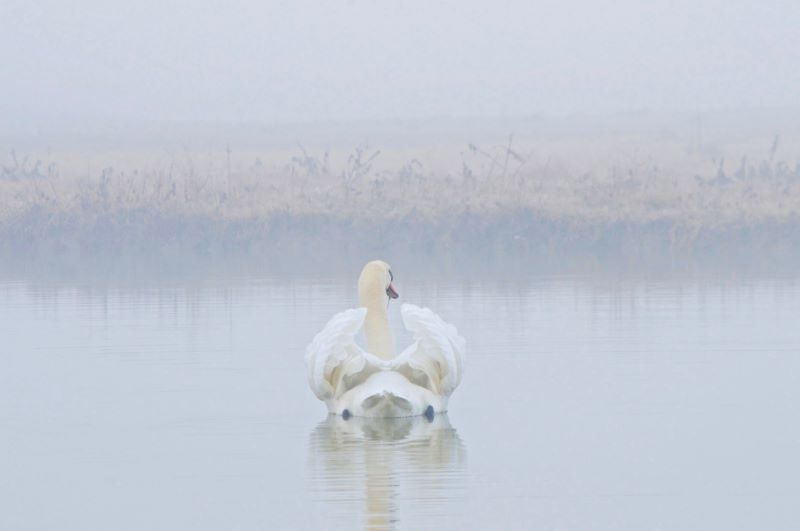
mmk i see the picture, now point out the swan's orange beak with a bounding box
[386,282,399,299]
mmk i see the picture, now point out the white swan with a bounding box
[305,260,465,418]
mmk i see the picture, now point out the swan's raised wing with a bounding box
[393,304,466,396]
[305,308,386,401]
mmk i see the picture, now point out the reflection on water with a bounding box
[2,274,800,530]
[308,415,466,530]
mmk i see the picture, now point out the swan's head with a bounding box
[358,260,399,307]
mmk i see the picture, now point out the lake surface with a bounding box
[2,272,799,530]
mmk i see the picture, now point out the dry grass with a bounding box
[2,134,800,242]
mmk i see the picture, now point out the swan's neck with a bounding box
[361,298,395,360]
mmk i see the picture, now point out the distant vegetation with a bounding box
[2,132,800,271]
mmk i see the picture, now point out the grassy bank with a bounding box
[2,130,800,274]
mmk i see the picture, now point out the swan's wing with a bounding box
[393,304,466,396]
[305,308,387,401]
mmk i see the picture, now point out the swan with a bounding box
[305,260,465,418]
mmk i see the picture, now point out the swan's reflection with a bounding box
[308,414,466,530]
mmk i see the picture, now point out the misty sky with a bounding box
[2,0,799,130]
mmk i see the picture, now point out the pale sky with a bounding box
[2,0,799,131]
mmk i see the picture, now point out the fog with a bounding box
[3,5,800,530]
[3,0,799,134]
[2,0,800,276]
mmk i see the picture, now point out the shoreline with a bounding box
[2,211,799,279]
[3,123,799,279]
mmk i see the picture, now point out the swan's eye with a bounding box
[389,270,393,282]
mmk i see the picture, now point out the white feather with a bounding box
[304,303,465,416]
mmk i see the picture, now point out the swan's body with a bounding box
[305,261,465,418]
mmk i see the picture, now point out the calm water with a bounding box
[2,273,799,530]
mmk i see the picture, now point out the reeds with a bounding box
[2,135,799,249]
